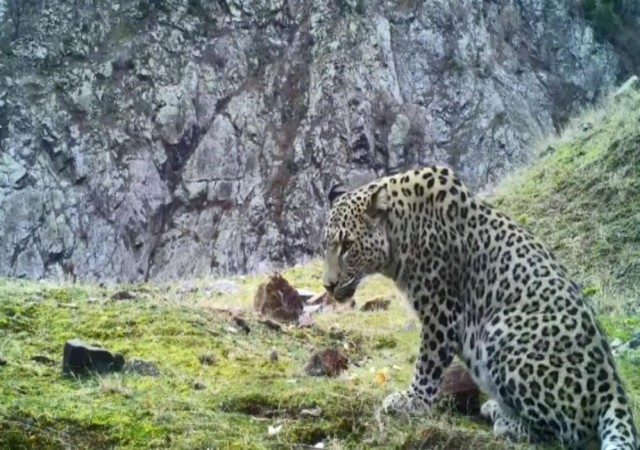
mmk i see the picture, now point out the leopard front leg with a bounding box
[383,310,456,415]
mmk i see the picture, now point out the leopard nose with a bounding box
[324,282,337,293]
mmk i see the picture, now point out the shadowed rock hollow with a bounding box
[0,0,635,282]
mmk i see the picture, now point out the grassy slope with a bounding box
[0,269,519,450]
[490,87,640,432]
[491,88,640,312]
[1,90,639,449]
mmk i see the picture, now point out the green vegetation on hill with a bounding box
[492,87,640,313]
[0,270,526,450]
[1,88,640,449]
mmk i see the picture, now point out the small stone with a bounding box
[437,363,481,415]
[628,333,640,349]
[613,342,631,356]
[233,316,251,333]
[269,350,278,362]
[296,289,318,302]
[306,292,327,306]
[123,359,160,377]
[302,303,323,314]
[259,319,283,332]
[57,303,78,309]
[111,291,136,301]
[328,326,346,340]
[0,356,6,366]
[207,279,241,295]
[199,352,217,366]
[611,338,624,349]
[62,339,125,376]
[322,292,355,311]
[305,349,349,377]
[301,407,322,417]
[360,297,391,312]
[298,313,315,328]
[404,320,417,331]
[31,355,56,365]
[614,75,640,98]
[253,273,303,323]
[177,281,199,294]
[193,380,207,390]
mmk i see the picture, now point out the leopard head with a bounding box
[322,182,391,301]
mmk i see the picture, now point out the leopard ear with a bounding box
[328,183,347,206]
[365,185,389,219]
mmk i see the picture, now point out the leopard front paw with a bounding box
[480,399,501,422]
[382,390,429,415]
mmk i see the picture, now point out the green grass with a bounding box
[2,89,640,449]
[491,88,640,314]
[1,265,637,449]
[0,269,527,450]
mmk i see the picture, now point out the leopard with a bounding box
[321,165,638,449]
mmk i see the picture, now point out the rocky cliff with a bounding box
[0,0,631,282]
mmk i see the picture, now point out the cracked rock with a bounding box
[0,0,634,283]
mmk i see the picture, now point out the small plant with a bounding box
[448,58,465,75]
[582,285,600,297]
[582,0,623,40]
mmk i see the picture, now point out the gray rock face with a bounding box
[0,0,633,282]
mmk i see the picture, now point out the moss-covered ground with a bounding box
[0,269,527,450]
[1,90,639,449]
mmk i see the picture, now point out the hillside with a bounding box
[1,87,640,449]
[492,83,640,313]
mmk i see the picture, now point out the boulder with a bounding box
[253,273,303,323]
[62,339,125,376]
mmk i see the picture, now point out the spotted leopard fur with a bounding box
[322,166,638,449]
